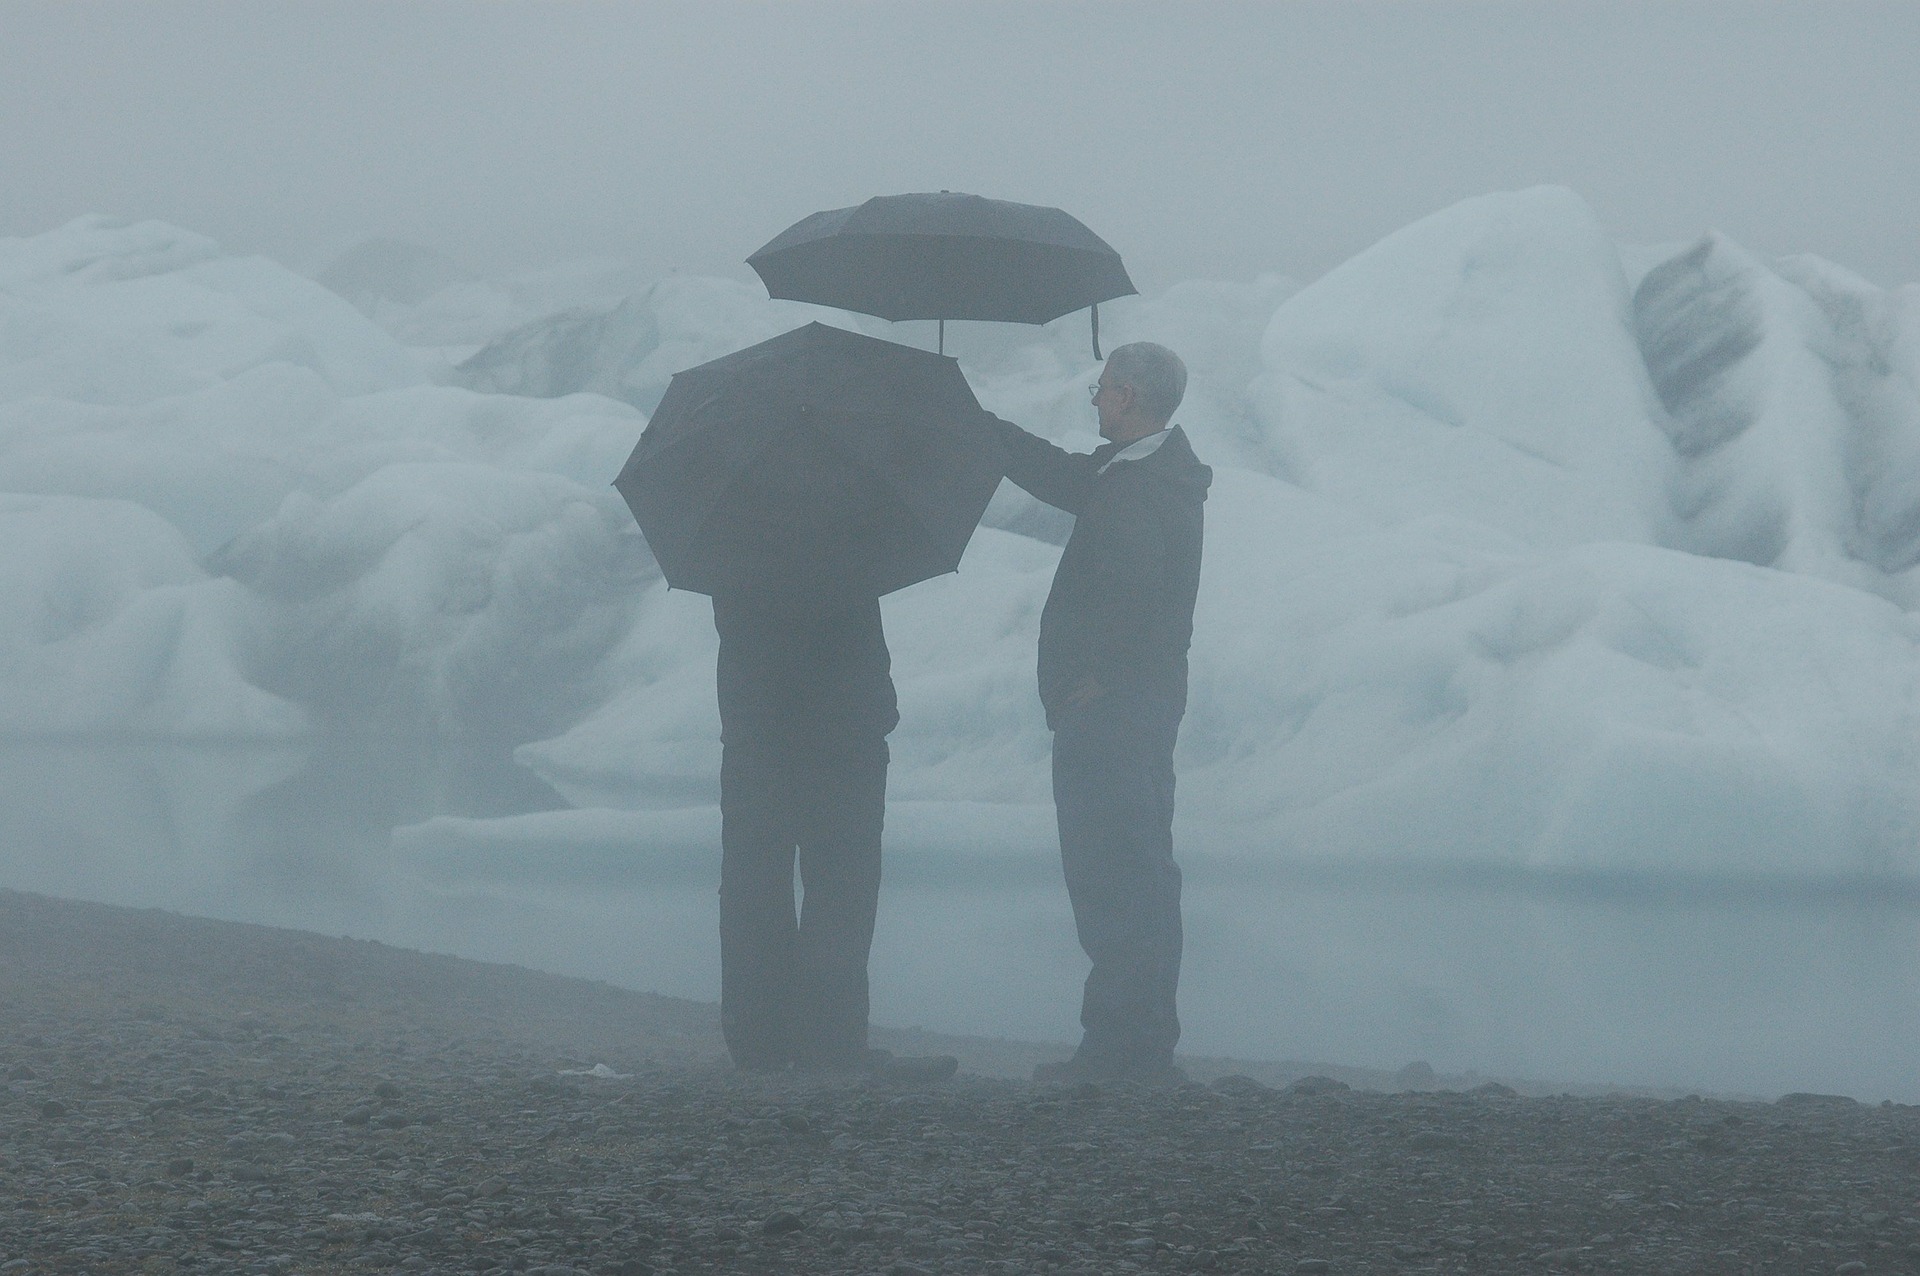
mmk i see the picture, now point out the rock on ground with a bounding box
[2,888,1917,1275]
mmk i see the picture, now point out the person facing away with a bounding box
[708,431,956,1083]
[981,341,1212,1084]
[711,586,897,1072]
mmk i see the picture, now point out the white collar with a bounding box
[1096,428,1172,475]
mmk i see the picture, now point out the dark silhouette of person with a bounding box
[703,403,961,1083]
[712,589,897,1072]
[983,341,1211,1083]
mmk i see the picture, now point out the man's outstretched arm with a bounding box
[983,412,1096,516]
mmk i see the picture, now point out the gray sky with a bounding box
[3,0,1916,292]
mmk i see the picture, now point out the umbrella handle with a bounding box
[1091,303,1102,361]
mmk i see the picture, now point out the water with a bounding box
[4,744,1916,1102]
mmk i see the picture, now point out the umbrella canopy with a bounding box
[748,191,1136,329]
[615,323,1004,601]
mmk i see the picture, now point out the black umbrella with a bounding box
[614,322,1005,602]
[747,191,1135,356]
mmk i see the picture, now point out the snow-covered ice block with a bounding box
[0,216,421,405]
[0,493,304,739]
[453,275,883,414]
[1184,469,1920,878]
[319,242,653,350]
[1254,186,1673,549]
[317,238,477,313]
[0,370,644,555]
[215,462,651,754]
[512,575,723,812]
[1635,235,1920,605]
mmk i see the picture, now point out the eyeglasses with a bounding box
[1088,381,1128,400]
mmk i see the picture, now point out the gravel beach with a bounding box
[2,887,1917,1276]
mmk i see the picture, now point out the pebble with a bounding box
[1211,1073,1271,1097]
[3,888,1917,1276]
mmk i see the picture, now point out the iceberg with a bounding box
[0,492,304,741]
[1637,233,1920,603]
[2,195,1918,1096]
[0,216,421,405]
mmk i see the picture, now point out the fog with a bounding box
[4,1,1918,290]
[3,2,1920,1102]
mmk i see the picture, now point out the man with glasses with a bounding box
[982,342,1212,1084]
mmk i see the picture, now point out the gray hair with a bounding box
[1104,342,1187,423]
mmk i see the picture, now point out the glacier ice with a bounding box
[3,192,1919,1097]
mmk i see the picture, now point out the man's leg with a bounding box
[789,737,888,1070]
[718,739,799,1070]
[1052,701,1184,1072]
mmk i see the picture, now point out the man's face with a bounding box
[1090,365,1133,440]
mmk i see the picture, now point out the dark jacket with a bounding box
[991,419,1212,728]
[712,592,899,752]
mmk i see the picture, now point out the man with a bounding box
[985,341,1211,1084]
[713,589,896,1073]
[711,430,957,1082]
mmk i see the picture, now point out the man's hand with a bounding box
[1064,677,1106,711]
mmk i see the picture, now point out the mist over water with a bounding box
[8,737,1916,1100]
[3,4,1920,1102]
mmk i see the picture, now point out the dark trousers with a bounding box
[1051,695,1185,1068]
[718,736,888,1070]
